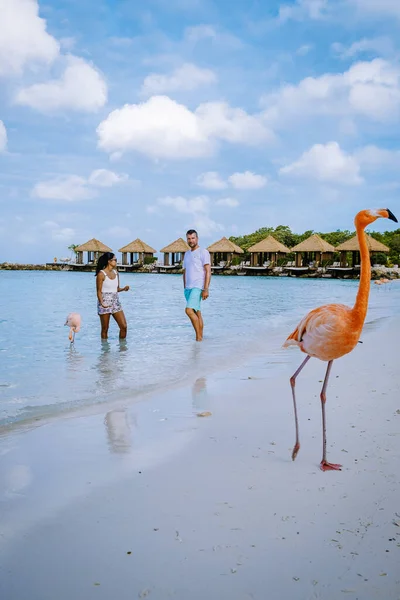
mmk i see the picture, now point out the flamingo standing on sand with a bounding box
[283,208,397,471]
[65,313,81,343]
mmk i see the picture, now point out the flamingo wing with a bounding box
[284,304,356,361]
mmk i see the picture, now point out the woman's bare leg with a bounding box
[100,314,111,339]
[112,310,128,339]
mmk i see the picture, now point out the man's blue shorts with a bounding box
[184,287,202,312]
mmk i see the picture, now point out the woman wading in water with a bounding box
[96,252,129,339]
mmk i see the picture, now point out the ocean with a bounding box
[0,271,399,429]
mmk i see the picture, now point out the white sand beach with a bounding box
[1,316,400,600]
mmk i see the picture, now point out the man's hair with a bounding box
[186,229,198,236]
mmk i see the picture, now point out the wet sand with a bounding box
[1,317,400,600]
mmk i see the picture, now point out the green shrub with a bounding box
[371,253,387,266]
[144,255,157,265]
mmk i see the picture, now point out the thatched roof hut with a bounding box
[248,235,291,267]
[336,234,389,253]
[207,237,244,267]
[291,234,335,267]
[75,238,112,264]
[118,238,156,266]
[336,234,390,267]
[159,238,189,267]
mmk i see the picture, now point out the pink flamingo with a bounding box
[65,313,81,343]
[283,209,397,471]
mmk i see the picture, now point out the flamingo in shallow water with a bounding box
[65,312,81,343]
[283,209,398,471]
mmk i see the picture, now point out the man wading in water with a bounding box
[183,229,211,342]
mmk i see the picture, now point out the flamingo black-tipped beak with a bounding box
[387,208,398,222]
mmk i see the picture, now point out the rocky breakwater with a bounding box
[0,263,64,271]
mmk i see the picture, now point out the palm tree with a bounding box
[68,243,79,255]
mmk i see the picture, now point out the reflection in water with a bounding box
[192,377,207,411]
[95,340,130,394]
[104,409,135,454]
[3,464,33,497]
[65,344,85,374]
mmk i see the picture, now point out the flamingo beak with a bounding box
[386,208,398,223]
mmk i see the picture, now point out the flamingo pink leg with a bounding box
[320,360,342,471]
[290,355,311,461]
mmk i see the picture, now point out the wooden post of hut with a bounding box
[118,239,157,267]
[248,236,291,268]
[291,234,335,269]
[159,238,190,268]
[207,237,244,268]
[336,234,390,269]
[74,239,112,266]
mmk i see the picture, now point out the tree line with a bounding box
[229,225,400,264]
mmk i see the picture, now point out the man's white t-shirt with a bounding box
[183,247,210,289]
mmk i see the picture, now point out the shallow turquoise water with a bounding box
[0,271,399,427]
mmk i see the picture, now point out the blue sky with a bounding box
[1,0,400,262]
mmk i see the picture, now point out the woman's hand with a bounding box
[101,302,110,308]
[123,285,130,292]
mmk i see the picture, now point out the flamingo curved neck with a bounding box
[352,222,371,328]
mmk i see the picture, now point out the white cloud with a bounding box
[153,195,223,237]
[97,96,272,160]
[0,120,7,152]
[158,195,209,214]
[107,226,131,237]
[33,175,95,202]
[88,169,128,187]
[279,141,363,185]
[196,171,227,190]
[278,0,329,22]
[42,221,76,242]
[141,63,217,95]
[184,25,217,43]
[59,37,76,51]
[216,197,239,207]
[192,214,224,237]
[296,44,313,56]
[198,102,273,145]
[0,0,60,76]
[332,37,394,59]
[98,96,212,159]
[228,171,267,189]
[196,170,267,190]
[355,145,400,170]
[32,169,128,201]
[52,227,75,241]
[15,55,107,113]
[263,58,400,126]
[348,0,400,18]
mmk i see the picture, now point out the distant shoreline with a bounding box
[1,262,399,279]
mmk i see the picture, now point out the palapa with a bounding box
[75,238,112,253]
[160,238,190,253]
[291,234,335,253]
[248,235,291,254]
[207,237,244,254]
[336,234,390,253]
[118,238,156,254]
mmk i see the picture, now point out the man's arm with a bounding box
[183,268,186,288]
[202,263,211,300]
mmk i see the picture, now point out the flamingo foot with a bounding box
[320,460,342,472]
[292,443,300,461]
